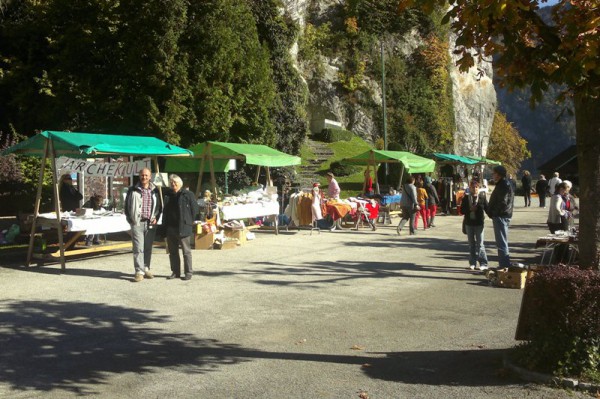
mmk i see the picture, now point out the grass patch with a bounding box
[299,143,317,167]
[299,136,371,198]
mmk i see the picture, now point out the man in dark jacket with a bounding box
[535,175,548,208]
[163,174,199,280]
[486,165,514,269]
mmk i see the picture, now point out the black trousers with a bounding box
[166,227,193,276]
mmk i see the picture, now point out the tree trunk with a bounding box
[574,92,600,270]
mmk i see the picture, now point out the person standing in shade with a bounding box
[397,176,418,236]
[461,179,489,271]
[547,172,562,199]
[547,182,569,234]
[59,174,83,212]
[163,174,199,281]
[486,165,514,269]
[125,168,162,283]
[521,170,532,207]
[535,174,548,208]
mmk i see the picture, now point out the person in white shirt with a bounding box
[547,172,562,196]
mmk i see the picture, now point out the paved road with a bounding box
[0,198,587,398]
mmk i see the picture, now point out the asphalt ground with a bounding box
[0,196,589,398]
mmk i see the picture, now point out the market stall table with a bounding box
[535,233,579,266]
[34,211,132,259]
[221,201,280,234]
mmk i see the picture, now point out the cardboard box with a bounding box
[497,269,527,289]
[213,239,238,250]
[194,232,214,250]
[224,229,247,245]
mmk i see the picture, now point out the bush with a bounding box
[320,128,354,143]
[329,161,360,177]
[514,266,600,382]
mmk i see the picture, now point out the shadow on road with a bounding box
[0,300,519,395]
[0,300,250,395]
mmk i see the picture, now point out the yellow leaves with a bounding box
[345,17,359,35]
[540,62,560,76]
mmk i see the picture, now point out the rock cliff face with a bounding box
[281,0,496,154]
[448,35,497,158]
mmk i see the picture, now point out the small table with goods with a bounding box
[33,211,132,260]
[535,230,579,266]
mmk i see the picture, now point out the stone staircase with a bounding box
[294,137,334,189]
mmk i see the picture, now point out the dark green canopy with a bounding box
[432,153,479,165]
[1,131,193,158]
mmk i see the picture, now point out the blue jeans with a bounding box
[465,224,488,266]
[492,217,511,267]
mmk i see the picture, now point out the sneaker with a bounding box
[478,265,489,271]
[330,225,337,231]
[468,265,476,270]
[144,270,154,279]
[133,274,144,282]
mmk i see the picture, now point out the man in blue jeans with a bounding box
[486,165,514,269]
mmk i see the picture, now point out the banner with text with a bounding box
[56,157,151,177]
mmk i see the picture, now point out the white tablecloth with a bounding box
[221,202,279,220]
[38,213,131,235]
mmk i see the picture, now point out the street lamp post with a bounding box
[381,39,388,184]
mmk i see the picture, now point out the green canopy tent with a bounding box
[466,156,502,165]
[164,141,301,197]
[431,152,480,181]
[1,131,192,270]
[341,149,436,194]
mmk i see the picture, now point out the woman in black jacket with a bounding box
[59,174,83,212]
[461,179,489,271]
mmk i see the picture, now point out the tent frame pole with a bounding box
[195,145,208,198]
[26,140,50,267]
[48,139,66,272]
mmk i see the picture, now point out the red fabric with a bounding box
[414,207,429,229]
[365,202,379,219]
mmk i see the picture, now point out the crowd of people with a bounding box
[57,164,577,281]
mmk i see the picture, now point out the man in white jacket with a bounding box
[547,172,562,197]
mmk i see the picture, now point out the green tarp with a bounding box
[1,131,193,158]
[432,153,479,165]
[466,156,502,165]
[341,149,435,174]
[165,141,301,171]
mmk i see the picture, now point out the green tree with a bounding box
[487,111,531,176]
[177,0,276,146]
[398,0,600,269]
[249,0,308,154]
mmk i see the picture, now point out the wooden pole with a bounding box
[370,151,379,195]
[398,163,405,191]
[49,139,66,272]
[153,157,164,208]
[265,166,272,187]
[254,165,261,184]
[195,144,208,198]
[26,140,50,267]
[208,144,217,198]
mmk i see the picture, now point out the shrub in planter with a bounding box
[514,266,600,382]
[319,128,354,142]
[329,161,360,177]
